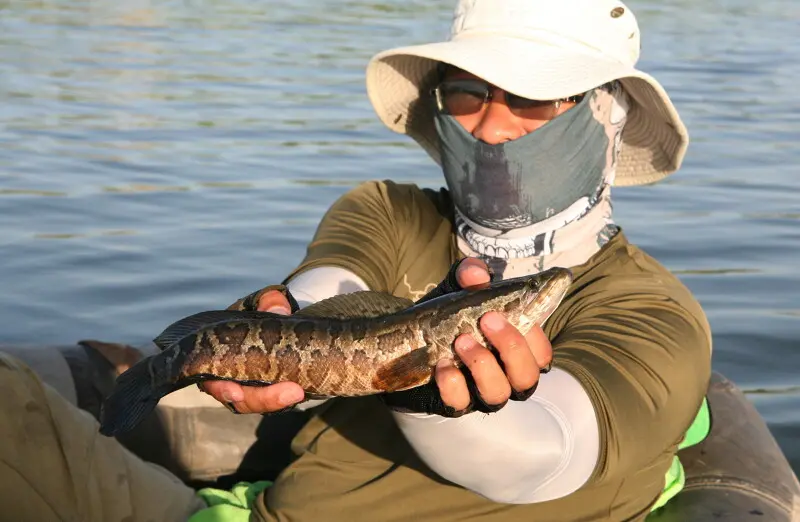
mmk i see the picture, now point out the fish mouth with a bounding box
[525,267,573,325]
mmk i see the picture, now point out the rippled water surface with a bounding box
[1,0,799,472]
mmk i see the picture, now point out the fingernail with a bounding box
[482,312,505,331]
[279,388,304,406]
[454,336,473,353]
[266,305,291,315]
[465,264,485,277]
[461,265,487,285]
[222,389,244,403]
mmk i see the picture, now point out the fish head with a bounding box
[515,267,573,333]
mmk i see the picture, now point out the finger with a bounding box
[234,381,306,414]
[201,380,305,414]
[454,334,511,406]
[256,290,292,314]
[434,358,471,411]
[523,325,553,370]
[455,258,491,289]
[480,312,539,392]
[202,380,245,404]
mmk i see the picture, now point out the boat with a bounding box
[3,342,799,520]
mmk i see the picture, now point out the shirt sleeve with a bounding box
[551,272,712,485]
[391,367,600,503]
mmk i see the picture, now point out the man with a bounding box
[0,0,711,520]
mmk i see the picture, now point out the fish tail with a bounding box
[99,355,175,437]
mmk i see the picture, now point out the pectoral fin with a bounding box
[372,348,434,392]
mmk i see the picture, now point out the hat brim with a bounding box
[366,34,689,186]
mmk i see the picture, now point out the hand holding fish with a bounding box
[200,292,306,414]
[430,258,553,413]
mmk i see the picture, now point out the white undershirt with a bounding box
[286,266,600,503]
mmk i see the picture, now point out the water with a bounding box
[1,0,798,473]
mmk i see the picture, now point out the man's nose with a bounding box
[471,89,526,144]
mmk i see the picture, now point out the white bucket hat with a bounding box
[365,0,689,186]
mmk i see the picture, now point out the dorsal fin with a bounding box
[152,310,281,350]
[295,291,413,319]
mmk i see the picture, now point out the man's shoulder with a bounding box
[338,180,453,223]
[584,231,695,294]
[571,230,709,332]
[308,180,457,296]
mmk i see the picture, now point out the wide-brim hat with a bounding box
[365,0,689,186]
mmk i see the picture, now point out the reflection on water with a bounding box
[672,268,761,276]
[102,184,191,193]
[34,229,137,239]
[746,386,800,396]
[1,0,799,472]
[0,188,67,196]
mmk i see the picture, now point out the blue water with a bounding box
[1,0,798,472]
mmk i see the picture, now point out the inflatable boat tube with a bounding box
[3,343,799,519]
[646,371,800,521]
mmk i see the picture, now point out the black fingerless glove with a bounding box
[413,258,471,305]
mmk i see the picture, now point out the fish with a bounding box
[99,266,573,437]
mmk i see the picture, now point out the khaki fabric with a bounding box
[254,180,712,521]
[0,352,206,522]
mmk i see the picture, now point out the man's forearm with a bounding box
[392,368,599,503]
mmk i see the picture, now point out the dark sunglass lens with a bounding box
[439,81,487,116]
[506,92,557,119]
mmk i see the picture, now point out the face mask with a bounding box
[434,89,614,231]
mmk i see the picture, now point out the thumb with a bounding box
[256,290,293,315]
[455,257,492,289]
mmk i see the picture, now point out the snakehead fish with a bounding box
[99,267,573,436]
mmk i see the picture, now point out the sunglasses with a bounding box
[431,78,585,120]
